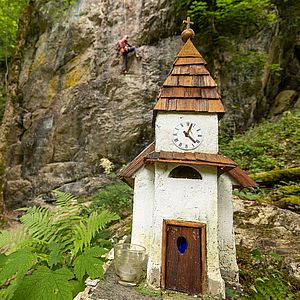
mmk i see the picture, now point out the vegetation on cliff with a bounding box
[176,0,276,65]
[220,110,300,173]
[221,110,300,211]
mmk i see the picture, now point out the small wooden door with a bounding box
[162,220,206,295]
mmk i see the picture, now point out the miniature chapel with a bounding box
[119,19,256,298]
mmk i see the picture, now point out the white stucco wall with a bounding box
[131,165,155,254]
[155,112,218,153]
[146,163,225,297]
[218,173,239,283]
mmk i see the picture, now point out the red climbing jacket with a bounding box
[117,35,129,53]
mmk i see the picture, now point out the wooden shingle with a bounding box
[154,38,224,114]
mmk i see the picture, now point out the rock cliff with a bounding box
[1,0,300,207]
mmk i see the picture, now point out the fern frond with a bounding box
[0,226,33,254]
[51,205,82,225]
[72,210,119,257]
[53,190,78,207]
[20,206,53,242]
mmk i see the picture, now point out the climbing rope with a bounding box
[123,0,127,35]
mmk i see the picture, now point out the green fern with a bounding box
[54,190,77,207]
[73,210,119,257]
[0,227,33,254]
[0,191,118,299]
[20,206,53,242]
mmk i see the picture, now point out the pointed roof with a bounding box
[118,143,257,188]
[154,38,224,114]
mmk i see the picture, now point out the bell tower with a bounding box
[119,18,257,299]
[154,20,224,155]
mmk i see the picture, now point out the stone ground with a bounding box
[76,265,199,300]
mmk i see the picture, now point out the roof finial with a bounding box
[181,17,195,42]
[183,17,194,30]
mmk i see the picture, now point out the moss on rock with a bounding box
[252,167,300,186]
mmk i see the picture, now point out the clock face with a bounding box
[172,122,203,150]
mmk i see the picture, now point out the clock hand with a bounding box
[188,135,196,143]
[187,124,193,134]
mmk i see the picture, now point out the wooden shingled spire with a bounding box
[154,19,224,114]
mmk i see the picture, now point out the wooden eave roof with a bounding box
[154,39,224,114]
[118,142,155,179]
[118,143,257,188]
[146,151,237,172]
[228,166,257,188]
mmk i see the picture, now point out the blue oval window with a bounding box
[177,236,188,254]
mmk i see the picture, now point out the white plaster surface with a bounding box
[218,174,239,283]
[131,166,155,254]
[155,112,219,153]
[146,163,224,297]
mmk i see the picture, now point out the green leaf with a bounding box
[0,248,37,285]
[12,266,74,300]
[0,226,33,254]
[251,248,262,261]
[74,246,106,281]
[0,271,27,300]
[70,280,86,297]
[0,253,7,266]
[73,210,118,257]
[48,243,64,267]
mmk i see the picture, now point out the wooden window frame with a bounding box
[161,219,207,294]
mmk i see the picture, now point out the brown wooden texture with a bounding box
[119,144,256,188]
[147,151,237,167]
[171,65,209,75]
[163,76,179,86]
[228,166,258,188]
[161,220,168,289]
[177,39,202,58]
[160,87,220,99]
[153,37,225,115]
[146,158,236,169]
[162,220,207,295]
[208,100,225,113]
[175,57,206,65]
[118,142,155,179]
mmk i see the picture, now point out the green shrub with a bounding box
[250,274,294,300]
[233,187,270,201]
[0,191,119,300]
[90,182,133,218]
[237,247,295,299]
[220,110,300,173]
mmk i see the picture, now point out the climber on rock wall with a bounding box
[114,35,140,73]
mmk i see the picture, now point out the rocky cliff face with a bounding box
[2,0,300,207]
[3,0,181,207]
[219,0,300,135]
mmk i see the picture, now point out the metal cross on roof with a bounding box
[183,17,194,29]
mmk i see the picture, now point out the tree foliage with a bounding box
[178,0,275,40]
[0,0,27,59]
[0,0,76,60]
[177,0,276,69]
